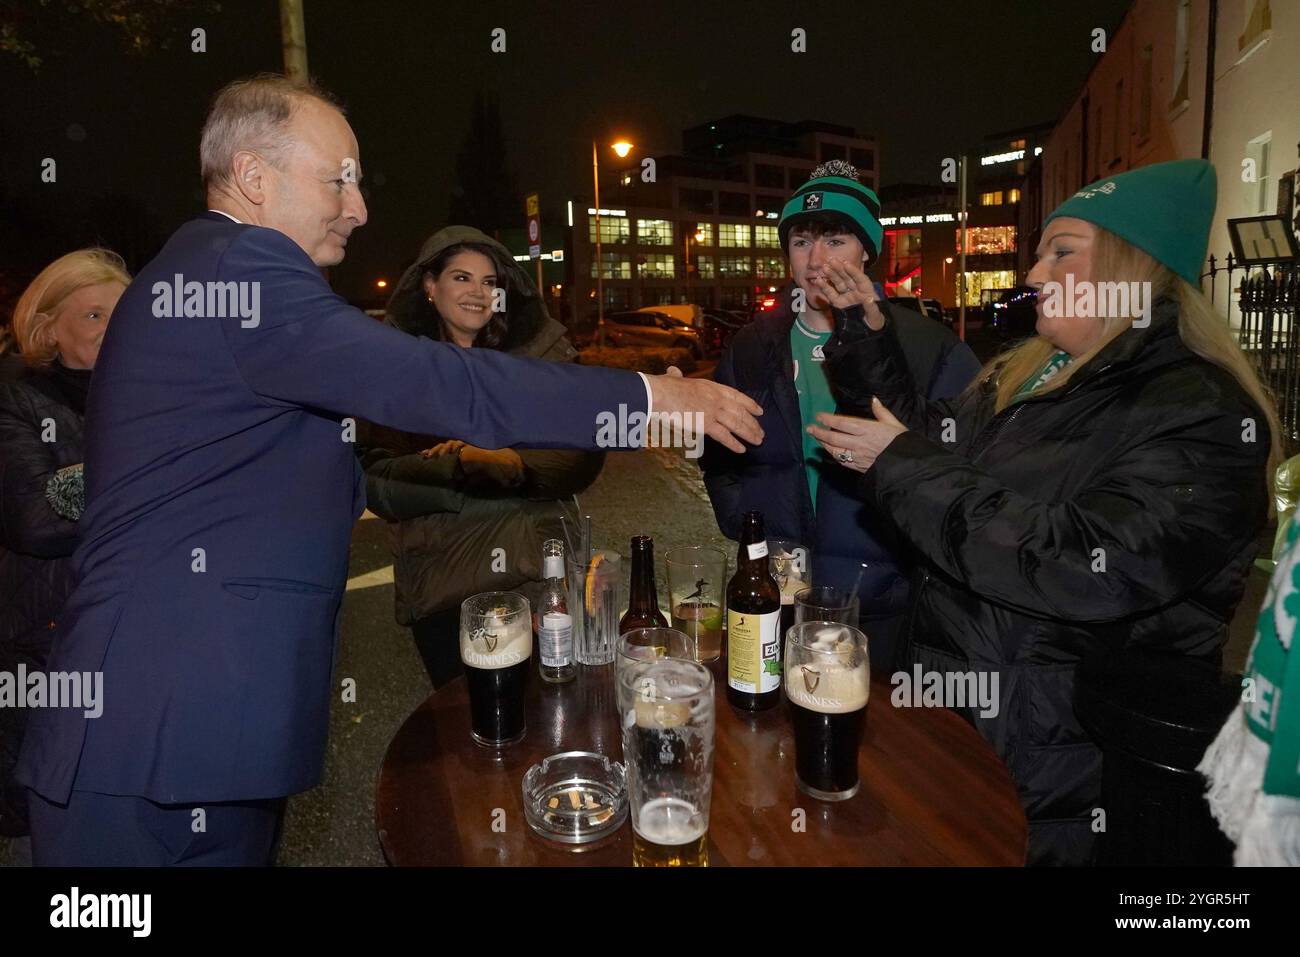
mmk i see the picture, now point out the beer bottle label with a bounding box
[727,608,781,693]
[747,541,769,561]
[539,612,573,667]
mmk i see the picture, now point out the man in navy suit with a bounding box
[14,75,762,865]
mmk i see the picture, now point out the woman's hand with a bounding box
[459,446,525,472]
[420,440,465,459]
[811,259,886,332]
[805,399,907,473]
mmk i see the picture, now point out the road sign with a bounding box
[526,192,541,259]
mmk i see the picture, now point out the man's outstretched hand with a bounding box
[647,367,764,453]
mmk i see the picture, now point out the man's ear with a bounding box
[229,150,268,206]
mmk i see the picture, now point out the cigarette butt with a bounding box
[568,789,582,810]
[547,796,560,810]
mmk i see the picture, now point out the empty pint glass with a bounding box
[618,657,715,866]
[784,621,870,801]
[460,591,532,747]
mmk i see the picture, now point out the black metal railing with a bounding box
[1203,253,1300,444]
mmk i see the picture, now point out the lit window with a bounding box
[754,256,786,279]
[588,216,629,244]
[954,226,1017,255]
[639,254,676,279]
[718,256,752,277]
[755,225,780,248]
[636,219,674,246]
[695,256,715,279]
[979,191,1004,206]
[1007,188,1021,203]
[718,223,752,247]
[958,270,1018,307]
[590,252,632,279]
[688,223,714,246]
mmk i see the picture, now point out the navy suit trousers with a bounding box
[29,789,285,866]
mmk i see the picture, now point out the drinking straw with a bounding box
[850,562,867,604]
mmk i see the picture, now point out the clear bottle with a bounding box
[535,539,575,683]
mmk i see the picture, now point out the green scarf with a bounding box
[1011,350,1072,402]
[1200,517,1300,864]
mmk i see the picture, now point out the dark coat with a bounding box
[14,213,648,808]
[838,296,1270,865]
[699,288,980,631]
[0,361,89,655]
[0,359,90,826]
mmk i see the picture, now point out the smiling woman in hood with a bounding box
[384,225,573,360]
[355,225,604,689]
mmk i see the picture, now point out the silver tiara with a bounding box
[810,159,860,182]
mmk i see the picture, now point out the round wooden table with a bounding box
[376,660,1027,865]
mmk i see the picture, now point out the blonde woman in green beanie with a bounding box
[805,158,1281,865]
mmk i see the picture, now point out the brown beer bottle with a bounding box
[726,510,782,711]
[619,535,668,633]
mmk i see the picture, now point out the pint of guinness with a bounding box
[784,622,870,801]
[460,591,532,747]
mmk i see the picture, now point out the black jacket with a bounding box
[834,296,1270,865]
[0,361,90,656]
[700,289,980,627]
[0,359,89,827]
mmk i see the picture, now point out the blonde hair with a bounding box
[11,248,130,368]
[971,226,1282,483]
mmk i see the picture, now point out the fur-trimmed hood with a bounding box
[384,225,571,360]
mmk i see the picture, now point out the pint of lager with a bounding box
[784,621,870,801]
[618,656,715,866]
[460,591,532,747]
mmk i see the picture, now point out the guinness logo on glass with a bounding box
[801,666,821,693]
[472,626,499,653]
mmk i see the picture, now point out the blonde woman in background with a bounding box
[0,248,129,839]
[804,160,1279,865]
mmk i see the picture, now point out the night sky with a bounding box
[2,0,1132,301]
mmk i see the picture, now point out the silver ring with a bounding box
[837,450,854,464]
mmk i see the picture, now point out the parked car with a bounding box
[701,308,749,355]
[921,298,950,325]
[637,304,702,327]
[602,310,706,357]
[987,286,1039,340]
[886,295,926,317]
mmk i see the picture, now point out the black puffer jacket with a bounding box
[0,361,89,652]
[829,297,1270,865]
[0,359,90,828]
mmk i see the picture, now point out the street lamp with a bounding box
[943,257,953,302]
[684,226,705,305]
[593,137,634,347]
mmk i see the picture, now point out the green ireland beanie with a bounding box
[778,160,884,266]
[1044,158,1216,285]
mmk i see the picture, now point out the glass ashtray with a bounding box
[522,751,627,845]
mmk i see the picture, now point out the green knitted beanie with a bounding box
[1044,158,1216,284]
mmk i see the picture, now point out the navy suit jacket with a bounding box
[15,213,646,804]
